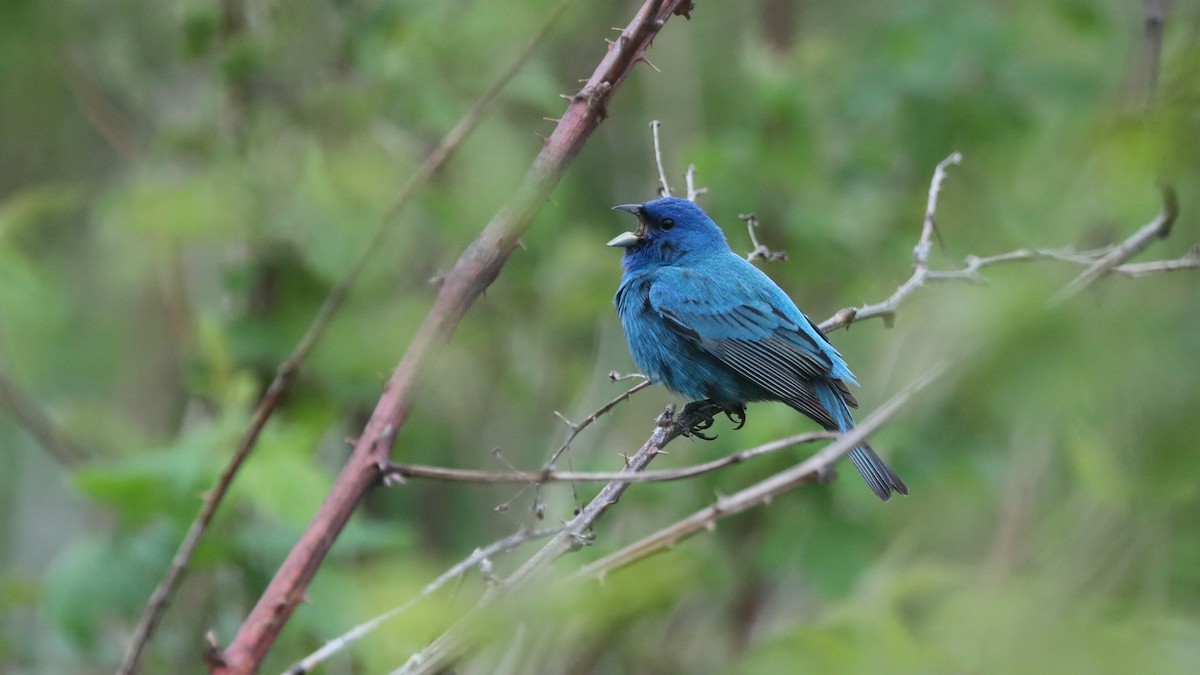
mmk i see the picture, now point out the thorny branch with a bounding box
[119,4,577,673]
[570,364,949,582]
[209,2,694,673]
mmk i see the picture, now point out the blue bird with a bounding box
[609,197,907,501]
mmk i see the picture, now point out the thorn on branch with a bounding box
[656,405,676,429]
[479,557,498,586]
[202,631,227,669]
[377,462,406,487]
[637,54,662,72]
[554,411,580,431]
[574,81,612,119]
[816,465,838,485]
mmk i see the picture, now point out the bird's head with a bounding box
[608,197,729,269]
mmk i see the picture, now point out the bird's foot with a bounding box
[677,400,721,440]
[676,401,746,440]
[725,405,747,431]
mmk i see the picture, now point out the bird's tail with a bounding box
[814,381,908,501]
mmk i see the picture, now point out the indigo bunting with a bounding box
[609,197,908,501]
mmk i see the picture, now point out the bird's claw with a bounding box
[677,400,747,440]
[677,400,720,440]
[724,406,746,431]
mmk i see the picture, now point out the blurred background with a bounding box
[2,0,1199,672]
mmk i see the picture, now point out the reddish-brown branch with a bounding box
[117,7,574,674]
[210,2,691,672]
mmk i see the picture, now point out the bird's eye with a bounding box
[660,218,675,230]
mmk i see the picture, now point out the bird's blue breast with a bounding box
[615,268,767,406]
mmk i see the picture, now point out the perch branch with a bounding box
[118,5,573,674]
[570,363,948,582]
[383,431,834,485]
[393,405,687,675]
[210,2,693,672]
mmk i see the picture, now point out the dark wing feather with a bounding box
[654,301,841,430]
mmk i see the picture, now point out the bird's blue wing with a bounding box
[648,260,855,429]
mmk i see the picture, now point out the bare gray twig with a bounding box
[545,379,651,469]
[685,164,706,201]
[914,151,961,268]
[650,119,672,197]
[1051,184,1180,304]
[741,213,788,263]
[282,525,569,675]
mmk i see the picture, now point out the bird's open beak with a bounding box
[608,203,646,248]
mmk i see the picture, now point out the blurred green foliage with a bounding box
[2,0,1199,672]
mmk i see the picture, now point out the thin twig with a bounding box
[61,53,141,161]
[1137,0,1169,109]
[650,119,672,197]
[0,366,89,468]
[820,151,962,332]
[384,431,834,484]
[282,525,569,675]
[685,164,706,201]
[741,213,788,262]
[118,7,576,674]
[1113,246,1200,276]
[211,2,691,672]
[570,363,949,582]
[914,151,961,268]
[545,379,650,469]
[393,406,685,675]
[1051,184,1180,304]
